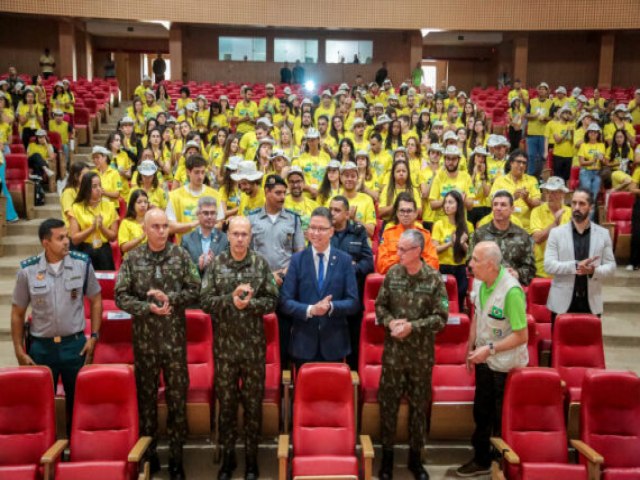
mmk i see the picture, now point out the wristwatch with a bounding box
[90,332,100,340]
[488,342,496,355]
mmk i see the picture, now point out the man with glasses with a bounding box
[180,196,228,276]
[279,207,359,367]
[200,216,279,480]
[376,228,448,480]
[115,209,201,480]
[377,192,439,274]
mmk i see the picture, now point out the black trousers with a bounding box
[508,127,522,152]
[472,363,508,468]
[553,155,573,183]
[75,242,115,271]
[440,264,468,310]
[28,153,50,178]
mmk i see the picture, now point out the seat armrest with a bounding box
[351,371,360,386]
[360,434,374,480]
[41,439,68,464]
[278,435,290,480]
[570,439,604,464]
[282,369,291,386]
[490,437,520,464]
[128,436,153,462]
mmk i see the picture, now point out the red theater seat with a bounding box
[442,273,460,313]
[605,191,634,260]
[6,152,35,219]
[526,315,540,367]
[363,273,384,314]
[0,366,64,480]
[358,311,385,436]
[54,365,151,480]
[262,313,282,435]
[572,370,640,480]
[278,363,373,480]
[93,311,134,364]
[526,278,553,353]
[491,368,587,480]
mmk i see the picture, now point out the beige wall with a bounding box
[613,31,640,87]
[0,16,59,76]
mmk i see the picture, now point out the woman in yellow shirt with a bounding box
[195,95,210,136]
[508,96,525,152]
[17,89,43,148]
[131,158,168,210]
[207,101,229,132]
[92,145,122,208]
[61,80,76,115]
[330,115,347,146]
[220,156,242,218]
[378,159,421,220]
[155,84,172,112]
[60,161,89,227]
[468,146,492,226]
[107,132,133,201]
[578,123,606,217]
[118,116,142,161]
[49,82,72,115]
[208,128,228,180]
[68,171,118,271]
[127,98,147,136]
[317,160,343,207]
[118,188,149,255]
[337,138,356,164]
[176,86,191,112]
[276,125,299,161]
[430,98,447,123]
[355,150,380,202]
[605,129,634,172]
[431,189,473,308]
[27,129,56,180]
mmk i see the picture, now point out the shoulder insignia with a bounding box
[247,208,262,216]
[69,251,90,263]
[283,208,299,217]
[20,255,40,269]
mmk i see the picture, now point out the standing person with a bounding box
[525,82,553,177]
[278,207,359,367]
[115,209,201,480]
[39,48,56,79]
[456,241,528,477]
[280,62,292,84]
[152,53,167,83]
[11,218,102,429]
[200,216,279,480]
[329,195,374,369]
[104,53,116,78]
[376,229,448,480]
[375,61,388,87]
[292,60,305,85]
[577,123,606,217]
[411,62,424,88]
[544,189,616,316]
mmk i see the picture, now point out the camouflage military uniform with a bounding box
[114,243,201,461]
[200,249,279,458]
[469,221,536,286]
[375,261,448,450]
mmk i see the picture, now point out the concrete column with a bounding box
[598,33,615,89]
[169,24,183,81]
[409,31,423,79]
[85,34,93,80]
[512,35,528,86]
[58,20,77,80]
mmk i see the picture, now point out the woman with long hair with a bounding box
[355,150,380,202]
[69,171,117,270]
[118,188,149,255]
[405,137,423,186]
[605,128,633,172]
[468,147,492,226]
[17,88,43,149]
[430,97,446,123]
[317,160,343,207]
[468,119,488,149]
[330,115,347,145]
[277,124,299,160]
[60,162,89,226]
[26,129,56,180]
[155,83,172,111]
[385,119,403,151]
[207,101,229,132]
[336,138,356,164]
[460,101,476,130]
[118,116,142,162]
[378,159,420,220]
[208,127,228,179]
[508,96,525,152]
[416,109,432,141]
[431,189,472,307]
[254,138,274,175]
[218,134,240,184]
[220,156,242,218]
[106,131,134,201]
[128,97,146,136]
[133,156,168,210]
[578,123,605,212]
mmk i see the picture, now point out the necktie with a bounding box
[317,253,325,290]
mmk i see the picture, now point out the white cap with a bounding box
[443,131,458,142]
[351,118,366,129]
[270,149,291,163]
[339,83,349,91]
[428,143,444,153]
[256,117,273,128]
[447,85,456,92]
[185,102,198,112]
[35,129,47,137]
[283,87,292,95]
[555,86,567,94]
[538,82,550,89]
[286,166,305,179]
[120,116,134,125]
[355,150,369,158]
[225,156,244,170]
[91,145,111,157]
[142,75,152,82]
[321,89,332,97]
[540,176,569,192]
[375,114,392,126]
[354,101,366,110]
[183,140,201,154]
[473,146,489,156]
[231,161,264,182]
[443,145,461,157]
[340,161,358,172]
[457,91,468,98]
[137,160,158,176]
[586,123,601,132]
[327,160,342,169]
[265,83,275,89]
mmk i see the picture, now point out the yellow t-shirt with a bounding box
[18,103,42,130]
[129,186,168,210]
[194,110,210,132]
[47,119,70,145]
[50,92,73,113]
[603,121,635,145]
[431,219,474,266]
[508,88,529,103]
[27,142,52,160]
[60,187,78,227]
[528,98,553,136]
[118,218,146,252]
[238,188,266,216]
[71,200,118,246]
[168,185,220,225]
[379,185,422,210]
[220,184,242,211]
[528,203,572,278]
[548,121,576,158]
[259,97,281,115]
[292,152,331,190]
[233,101,260,134]
[176,97,192,112]
[314,104,336,124]
[605,145,634,171]
[489,173,541,230]
[209,145,225,169]
[370,150,393,180]
[284,195,319,231]
[341,192,376,227]
[210,113,229,129]
[612,170,633,190]
[94,166,124,208]
[486,157,506,181]
[577,142,606,171]
[428,170,474,222]
[628,99,640,126]
[239,131,259,160]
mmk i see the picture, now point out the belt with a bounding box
[30,331,84,344]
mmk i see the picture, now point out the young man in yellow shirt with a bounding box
[429,146,474,223]
[314,90,336,124]
[548,105,576,183]
[283,167,319,233]
[258,83,280,116]
[133,75,153,101]
[526,82,553,176]
[233,161,266,216]
[340,162,376,238]
[48,108,72,169]
[233,87,259,135]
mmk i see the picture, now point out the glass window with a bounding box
[274,39,319,64]
[219,37,266,62]
[325,40,373,64]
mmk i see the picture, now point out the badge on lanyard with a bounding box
[70,288,78,300]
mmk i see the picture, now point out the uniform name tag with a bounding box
[107,311,132,320]
[448,316,460,325]
[95,272,116,280]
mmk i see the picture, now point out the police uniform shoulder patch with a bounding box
[20,255,40,269]
[283,208,298,216]
[247,208,262,216]
[69,251,90,263]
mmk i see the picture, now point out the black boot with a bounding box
[217,449,237,480]
[379,447,394,480]
[245,455,259,480]
[148,452,161,474]
[408,449,429,480]
[168,458,186,480]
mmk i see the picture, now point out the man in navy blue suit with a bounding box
[278,207,359,367]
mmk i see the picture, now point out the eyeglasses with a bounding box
[397,245,420,254]
[199,211,217,217]
[397,208,415,215]
[308,226,332,233]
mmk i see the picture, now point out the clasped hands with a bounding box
[232,283,254,310]
[389,318,412,339]
[310,295,333,317]
[148,289,172,316]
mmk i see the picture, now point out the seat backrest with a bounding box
[580,370,640,470]
[94,271,117,300]
[110,240,122,270]
[606,191,634,222]
[5,153,28,183]
[186,310,214,390]
[47,130,62,150]
[502,368,568,475]
[442,274,460,313]
[526,278,552,324]
[93,313,134,364]
[74,107,90,125]
[363,273,385,314]
[358,312,385,393]
[293,363,355,457]
[0,366,56,466]
[526,315,539,366]
[435,313,470,364]
[69,365,138,462]
[264,313,281,391]
[552,314,605,387]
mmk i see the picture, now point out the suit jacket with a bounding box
[180,228,228,274]
[544,221,616,314]
[278,246,359,361]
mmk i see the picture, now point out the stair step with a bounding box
[7,219,45,236]
[0,255,26,277]
[0,279,18,307]
[34,204,62,220]
[0,305,15,335]
[0,235,43,257]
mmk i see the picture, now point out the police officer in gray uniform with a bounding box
[11,218,102,426]
[249,174,305,365]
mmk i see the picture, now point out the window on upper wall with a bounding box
[219,37,267,62]
[325,40,373,64]
[274,39,319,64]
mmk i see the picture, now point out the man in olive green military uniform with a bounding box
[376,229,449,480]
[11,218,102,429]
[115,209,201,480]
[201,216,279,480]
[469,190,536,286]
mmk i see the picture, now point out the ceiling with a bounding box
[422,31,503,46]
[84,19,169,38]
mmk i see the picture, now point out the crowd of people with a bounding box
[8,68,630,480]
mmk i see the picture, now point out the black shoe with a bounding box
[455,459,491,477]
[378,447,394,480]
[408,449,429,480]
[217,450,237,480]
[245,456,259,480]
[148,452,161,474]
[168,459,186,480]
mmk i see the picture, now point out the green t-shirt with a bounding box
[411,68,423,87]
[478,267,527,331]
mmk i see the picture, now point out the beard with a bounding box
[572,210,589,222]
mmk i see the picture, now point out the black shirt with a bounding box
[570,221,592,313]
